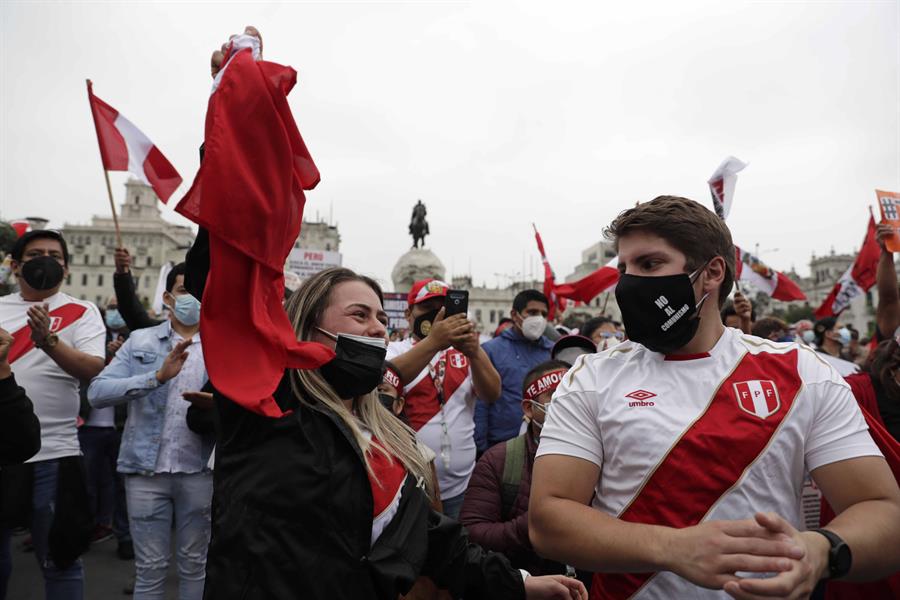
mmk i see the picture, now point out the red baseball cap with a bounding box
[407,279,449,306]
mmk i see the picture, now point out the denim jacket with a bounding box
[87,320,214,475]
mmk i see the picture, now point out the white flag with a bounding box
[708,156,748,220]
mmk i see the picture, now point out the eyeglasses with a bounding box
[600,332,624,340]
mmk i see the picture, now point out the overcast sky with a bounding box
[2,1,898,291]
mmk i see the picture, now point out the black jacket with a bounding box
[186,229,524,599]
[0,374,41,466]
[204,377,525,600]
[113,271,162,331]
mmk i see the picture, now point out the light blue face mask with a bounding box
[105,309,126,330]
[172,294,201,326]
[801,330,815,344]
[837,327,852,346]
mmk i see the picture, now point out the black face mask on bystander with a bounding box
[21,256,64,291]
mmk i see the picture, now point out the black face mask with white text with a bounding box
[614,266,709,354]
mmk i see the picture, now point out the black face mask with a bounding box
[21,256,65,291]
[378,393,396,412]
[413,309,440,339]
[614,267,709,355]
[317,328,387,400]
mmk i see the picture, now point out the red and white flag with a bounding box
[734,247,805,301]
[533,224,566,319]
[708,156,747,220]
[87,80,182,203]
[175,34,334,418]
[8,220,30,238]
[814,214,880,319]
[554,257,619,304]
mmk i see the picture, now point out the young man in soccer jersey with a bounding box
[530,196,900,599]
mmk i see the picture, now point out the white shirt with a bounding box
[387,338,477,499]
[85,405,116,428]
[538,327,881,599]
[816,350,860,377]
[0,292,106,462]
[154,331,205,474]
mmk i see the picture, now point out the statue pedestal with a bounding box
[391,248,446,293]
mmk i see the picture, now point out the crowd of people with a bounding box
[2,27,900,600]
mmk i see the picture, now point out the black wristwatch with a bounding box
[812,528,852,580]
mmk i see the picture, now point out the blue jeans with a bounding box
[125,472,212,600]
[32,459,85,600]
[442,492,466,521]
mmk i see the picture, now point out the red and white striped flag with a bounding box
[86,81,182,203]
[533,224,566,319]
[814,214,880,319]
[554,257,619,304]
[708,156,747,220]
[734,247,805,301]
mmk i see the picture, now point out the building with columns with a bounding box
[61,180,195,307]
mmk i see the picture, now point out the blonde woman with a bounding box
[186,259,585,600]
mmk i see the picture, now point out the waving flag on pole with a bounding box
[533,224,566,319]
[708,156,747,220]
[705,157,802,302]
[814,213,880,319]
[86,81,182,203]
[734,247,805,301]
[176,33,334,418]
[555,258,620,304]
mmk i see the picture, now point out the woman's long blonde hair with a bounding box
[285,267,432,495]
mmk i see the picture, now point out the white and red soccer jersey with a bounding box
[537,326,882,600]
[0,292,106,462]
[387,338,476,500]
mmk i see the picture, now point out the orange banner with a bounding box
[876,189,900,253]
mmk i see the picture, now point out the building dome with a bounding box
[391,248,446,293]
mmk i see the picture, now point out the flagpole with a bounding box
[601,292,610,315]
[103,169,123,248]
[87,79,123,249]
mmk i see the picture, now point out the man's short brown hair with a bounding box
[604,195,735,307]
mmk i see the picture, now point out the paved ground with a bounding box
[6,532,178,600]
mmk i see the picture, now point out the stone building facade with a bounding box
[61,180,195,307]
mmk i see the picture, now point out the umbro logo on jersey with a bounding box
[733,380,781,419]
[626,389,656,407]
[449,354,468,369]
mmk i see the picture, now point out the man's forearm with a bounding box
[530,496,673,572]
[876,251,899,337]
[44,342,104,382]
[823,498,900,581]
[470,347,501,402]
[391,337,440,384]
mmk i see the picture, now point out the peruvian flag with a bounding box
[176,34,334,418]
[555,258,620,304]
[86,80,182,203]
[708,156,747,220]
[735,247,806,301]
[533,224,566,319]
[8,220,30,238]
[814,214,880,319]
